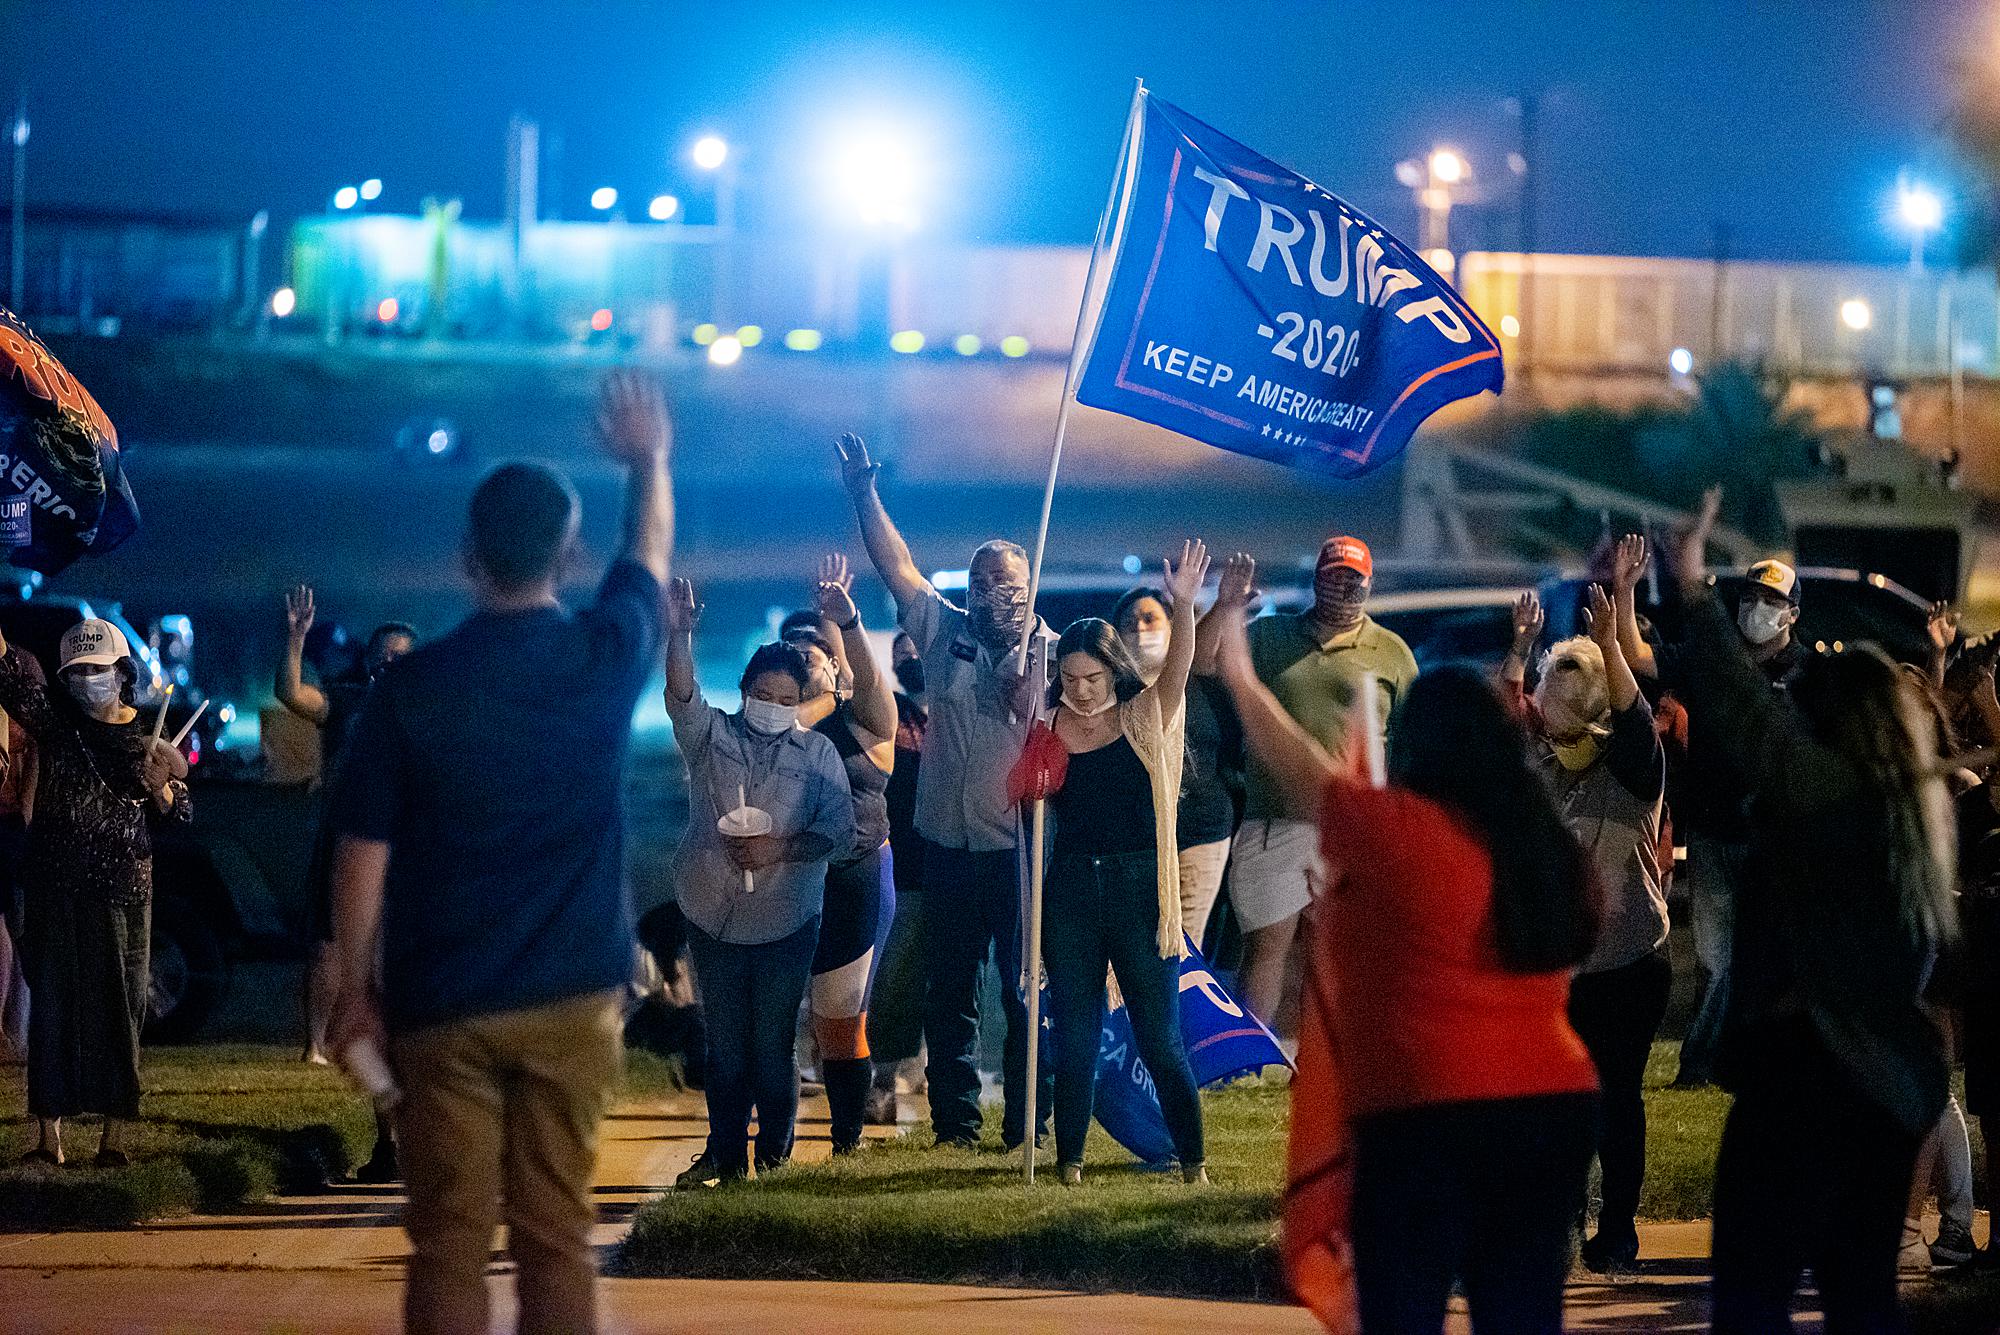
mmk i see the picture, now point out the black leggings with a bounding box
[1351,1092,1598,1335]
[1711,1028,1925,1335]
[1567,948,1672,1248]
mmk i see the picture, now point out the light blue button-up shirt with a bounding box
[667,688,853,945]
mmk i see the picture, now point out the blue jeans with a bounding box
[688,916,820,1173]
[1679,835,1744,1084]
[920,840,1052,1146]
[1044,850,1204,1169]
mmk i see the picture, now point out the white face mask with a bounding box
[1738,602,1791,647]
[66,671,120,711]
[1062,691,1117,718]
[1128,629,1169,672]
[743,698,798,736]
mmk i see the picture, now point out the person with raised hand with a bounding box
[836,429,1054,1151]
[1509,580,1670,1274]
[327,369,672,1335]
[1211,576,1599,1333]
[1230,532,1417,1034]
[1043,540,1211,1186]
[787,554,899,1156]
[1635,492,1808,1092]
[661,574,853,1189]
[1663,488,1956,1333]
[277,582,416,1181]
[1113,548,1253,950]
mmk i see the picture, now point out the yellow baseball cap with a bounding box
[1745,559,1799,604]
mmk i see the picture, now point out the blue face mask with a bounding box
[66,671,120,711]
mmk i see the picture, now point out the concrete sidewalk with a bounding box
[0,1084,1965,1333]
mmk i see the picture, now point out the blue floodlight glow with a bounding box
[827,127,922,230]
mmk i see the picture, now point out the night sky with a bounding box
[0,0,1984,263]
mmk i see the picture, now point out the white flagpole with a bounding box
[1018,77,1148,1185]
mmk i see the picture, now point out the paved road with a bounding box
[0,1083,1917,1333]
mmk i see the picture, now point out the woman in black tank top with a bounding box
[783,557,900,1154]
[1043,540,1211,1186]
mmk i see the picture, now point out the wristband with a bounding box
[837,615,861,631]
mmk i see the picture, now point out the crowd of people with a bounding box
[3,368,1994,1335]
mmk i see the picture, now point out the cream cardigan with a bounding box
[1114,683,1188,959]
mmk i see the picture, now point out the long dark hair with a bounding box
[1796,647,1956,949]
[1046,618,1148,711]
[1386,666,1602,973]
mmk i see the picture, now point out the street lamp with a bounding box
[690,134,735,231]
[648,193,680,222]
[1894,174,1944,271]
[692,134,729,172]
[359,178,383,203]
[590,186,618,212]
[1397,145,1470,274]
[332,185,359,211]
[690,133,739,327]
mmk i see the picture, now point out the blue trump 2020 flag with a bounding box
[1074,92,1502,478]
[1091,933,1289,1166]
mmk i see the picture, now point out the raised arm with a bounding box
[1213,600,1340,822]
[836,433,930,616]
[276,585,330,724]
[1583,583,1640,713]
[599,371,674,588]
[1611,533,1659,679]
[1500,590,1545,692]
[1667,488,1847,804]
[1193,551,1256,677]
[815,554,897,744]
[1153,539,1210,721]
[664,578,700,706]
[1927,601,1959,692]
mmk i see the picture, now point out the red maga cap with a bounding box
[1319,536,1373,579]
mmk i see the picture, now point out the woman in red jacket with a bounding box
[1212,586,1601,1335]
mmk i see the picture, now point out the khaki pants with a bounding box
[390,990,624,1335]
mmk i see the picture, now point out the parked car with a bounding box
[932,562,1547,673]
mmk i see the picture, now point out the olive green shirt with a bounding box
[1243,612,1418,820]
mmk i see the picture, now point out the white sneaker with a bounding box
[1899,1220,1932,1276]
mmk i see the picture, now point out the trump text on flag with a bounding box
[1076,95,1502,479]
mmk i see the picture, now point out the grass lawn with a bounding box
[0,1044,682,1229]
[623,1042,1995,1325]
[621,1078,1293,1298]
[622,1043,1739,1298]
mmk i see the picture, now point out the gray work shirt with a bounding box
[666,687,854,945]
[901,585,1054,853]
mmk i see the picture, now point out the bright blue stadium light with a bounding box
[827,126,922,231]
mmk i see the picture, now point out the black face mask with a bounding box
[895,659,926,696]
